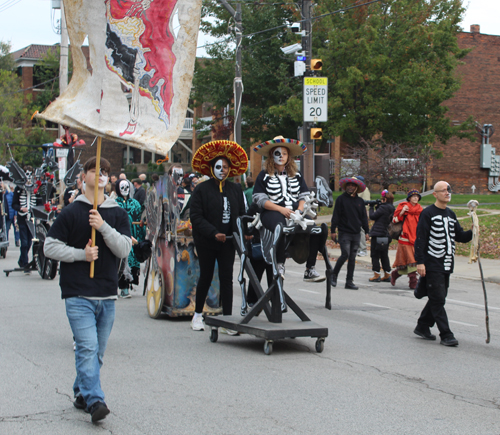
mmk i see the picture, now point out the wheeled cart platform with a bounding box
[204,215,329,355]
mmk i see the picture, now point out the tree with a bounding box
[192,0,303,147]
[311,0,476,146]
[0,42,58,166]
[0,40,15,71]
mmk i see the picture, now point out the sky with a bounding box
[1,0,499,56]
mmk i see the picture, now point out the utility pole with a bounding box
[218,0,243,146]
[59,1,69,138]
[301,0,314,187]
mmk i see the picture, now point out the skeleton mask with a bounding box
[119,180,130,198]
[213,159,226,180]
[25,170,33,185]
[273,147,286,166]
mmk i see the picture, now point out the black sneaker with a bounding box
[345,281,359,290]
[73,394,88,412]
[89,401,110,423]
[440,336,459,347]
[414,327,436,341]
[330,274,338,287]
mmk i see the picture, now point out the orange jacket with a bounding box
[393,201,423,245]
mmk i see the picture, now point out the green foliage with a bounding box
[147,160,166,176]
[124,164,138,179]
[312,0,476,146]
[0,40,15,71]
[192,0,303,147]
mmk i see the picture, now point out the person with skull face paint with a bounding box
[115,179,145,298]
[252,137,324,281]
[190,140,248,331]
[12,165,36,273]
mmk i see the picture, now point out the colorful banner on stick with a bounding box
[37,0,201,155]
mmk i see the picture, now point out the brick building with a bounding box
[427,25,500,194]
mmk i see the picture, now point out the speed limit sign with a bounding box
[303,77,328,122]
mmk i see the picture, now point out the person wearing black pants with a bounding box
[368,190,395,282]
[190,140,247,332]
[414,180,472,346]
[330,177,370,290]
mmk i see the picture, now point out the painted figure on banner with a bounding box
[37,0,202,155]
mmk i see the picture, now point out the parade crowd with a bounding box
[0,137,473,424]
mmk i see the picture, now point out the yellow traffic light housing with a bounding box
[311,59,323,70]
[311,128,323,140]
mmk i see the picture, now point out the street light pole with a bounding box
[301,0,314,187]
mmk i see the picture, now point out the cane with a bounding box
[467,200,490,343]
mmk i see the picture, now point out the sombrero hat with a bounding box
[253,137,306,157]
[192,140,248,178]
[339,177,366,193]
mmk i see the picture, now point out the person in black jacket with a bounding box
[413,181,472,346]
[190,140,248,332]
[330,177,370,290]
[368,190,395,282]
[44,157,132,423]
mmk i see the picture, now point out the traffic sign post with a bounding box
[303,77,328,122]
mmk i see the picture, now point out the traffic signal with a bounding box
[311,128,323,139]
[311,59,323,70]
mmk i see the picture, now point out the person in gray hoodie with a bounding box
[44,157,131,423]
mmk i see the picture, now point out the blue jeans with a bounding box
[5,219,20,243]
[65,297,115,407]
[332,232,361,282]
[18,222,32,267]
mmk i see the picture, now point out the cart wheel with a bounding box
[1,247,6,258]
[210,328,218,343]
[315,338,325,353]
[5,271,9,277]
[264,340,273,355]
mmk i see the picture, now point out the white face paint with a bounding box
[119,180,130,198]
[25,170,33,185]
[273,147,287,166]
[98,175,109,188]
[213,159,225,180]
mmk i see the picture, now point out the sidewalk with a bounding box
[315,215,500,284]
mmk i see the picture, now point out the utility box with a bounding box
[480,144,492,168]
[315,153,330,182]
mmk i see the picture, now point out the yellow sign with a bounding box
[304,77,327,86]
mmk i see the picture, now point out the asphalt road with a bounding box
[1,244,499,435]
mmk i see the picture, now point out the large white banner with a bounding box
[37,0,201,155]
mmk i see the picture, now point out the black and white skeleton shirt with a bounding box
[414,205,472,274]
[253,169,309,210]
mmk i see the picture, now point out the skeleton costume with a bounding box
[115,179,145,296]
[414,202,472,341]
[11,166,38,269]
[252,138,313,266]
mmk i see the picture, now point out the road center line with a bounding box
[363,302,391,309]
[299,289,320,294]
[449,320,478,327]
[447,298,500,310]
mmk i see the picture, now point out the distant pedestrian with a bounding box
[355,175,370,257]
[1,182,20,246]
[244,176,254,207]
[390,189,423,289]
[44,157,132,423]
[413,181,472,346]
[132,178,146,206]
[330,177,370,290]
[368,190,395,282]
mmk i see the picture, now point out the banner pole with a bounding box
[90,137,102,278]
